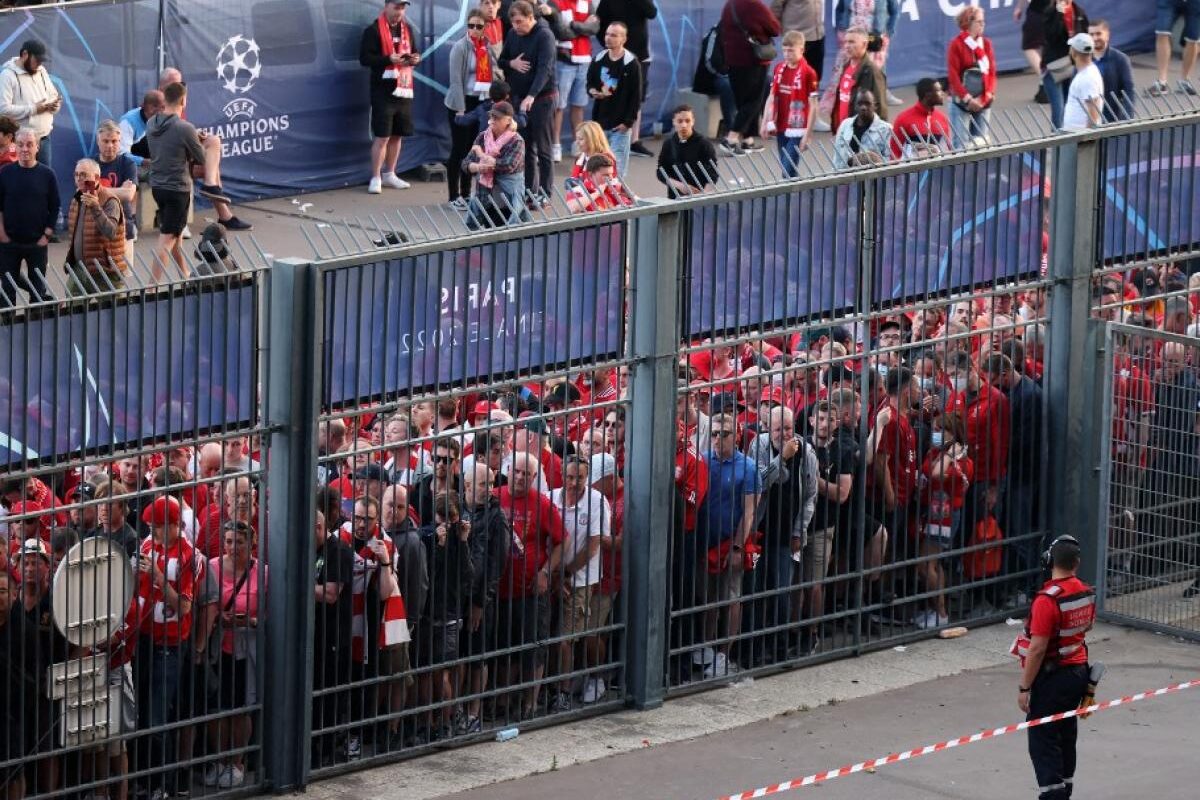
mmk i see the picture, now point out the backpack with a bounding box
[701,23,727,77]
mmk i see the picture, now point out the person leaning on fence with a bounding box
[463,100,529,229]
[566,153,634,212]
[946,5,996,147]
[657,105,718,198]
[760,30,819,178]
[64,157,128,295]
[832,89,892,168]
[890,79,952,161]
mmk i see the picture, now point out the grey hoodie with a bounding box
[145,112,205,193]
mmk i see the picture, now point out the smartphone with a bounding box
[84,180,98,193]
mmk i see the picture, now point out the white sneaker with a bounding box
[217,765,245,789]
[551,143,563,162]
[367,176,383,194]
[581,677,607,704]
[703,651,738,679]
[886,91,904,107]
[203,762,224,787]
[691,645,715,666]
[345,734,361,760]
[382,173,410,189]
[181,225,193,239]
[913,610,941,630]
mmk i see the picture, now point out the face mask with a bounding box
[876,364,890,379]
[951,377,968,393]
[931,431,945,448]
[919,377,936,392]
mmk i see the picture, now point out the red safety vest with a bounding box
[1012,577,1095,667]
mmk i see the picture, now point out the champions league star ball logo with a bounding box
[216,35,261,94]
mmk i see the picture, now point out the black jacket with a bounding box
[412,472,462,528]
[595,0,658,61]
[466,496,511,610]
[387,519,429,628]
[1041,3,1089,68]
[359,19,422,98]
[588,49,643,130]
[499,20,558,102]
[417,522,474,624]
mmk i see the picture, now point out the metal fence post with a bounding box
[262,258,321,789]
[623,205,682,710]
[1045,139,1106,585]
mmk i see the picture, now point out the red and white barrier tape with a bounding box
[714,678,1200,800]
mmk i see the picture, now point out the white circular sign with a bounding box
[51,537,134,650]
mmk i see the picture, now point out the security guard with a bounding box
[1013,535,1096,800]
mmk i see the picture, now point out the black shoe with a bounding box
[47,232,60,243]
[1184,581,1200,599]
[629,140,653,157]
[1034,86,1049,104]
[198,183,232,204]
[221,215,253,231]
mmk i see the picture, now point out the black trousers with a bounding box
[1027,664,1088,799]
[728,64,769,139]
[804,37,826,83]
[0,242,52,307]
[446,99,481,202]
[521,95,555,198]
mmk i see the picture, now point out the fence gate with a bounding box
[1098,322,1200,641]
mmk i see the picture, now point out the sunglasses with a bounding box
[352,514,377,524]
[467,22,485,30]
[432,454,455,464]
[711,430,735,438]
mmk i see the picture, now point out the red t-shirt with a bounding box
[1112,355,1153,459]
[946,385,1011,483]
[497,486,566,599]
[890,104,952,159]
[1028,576,1093,667]
[675,442,709,532]
[920,448,973,528]
[136,536,198,646]
[597,488,624,596]
[832,62,858,130]
[770,59,819,135]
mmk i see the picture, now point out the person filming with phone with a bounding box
[64,157,128,295]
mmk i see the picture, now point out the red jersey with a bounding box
[920,447,973,530]
[597,488,624,596]
[1026,576,1094,667]
[890,103,952,159]
[497,486,566,599]
[769,59,818,136]
[946,385,1011,483]
[1112,355,1153,459]
[832,62,857,130]
[136,536,198,646]
[675,442,709,532]
[871,403,919,507]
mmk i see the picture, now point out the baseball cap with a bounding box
[20,40,48,62]
[546,382,581,407]
[1067,33,1094,54]
[759,386,786,407]
[16,537,50,561]
[69,483,97,501]
[141,496,182,526]
[588,453,617,484]
[354,464,388,482]
[710,391,744,413]
[469,400,497,423]
[490,101,515,119]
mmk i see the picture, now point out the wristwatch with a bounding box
[1018,685,1030,693]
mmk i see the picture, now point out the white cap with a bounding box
[588,453,617,485]
[1067,33,1094,54]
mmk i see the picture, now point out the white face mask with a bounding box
[951,376,968,393]
[930,431,945,448]
[876,364,890,380]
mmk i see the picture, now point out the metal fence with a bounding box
[5,106,1200,798]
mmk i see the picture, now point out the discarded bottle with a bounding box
[495,727,519,742]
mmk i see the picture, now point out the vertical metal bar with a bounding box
[262,258,320,789]
[624,208,681,710]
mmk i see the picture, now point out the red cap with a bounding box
[470,400,495,422]
[9,501,48,526]
[141,496,182,526]
[759,386,786,407]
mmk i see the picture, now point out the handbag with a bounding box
[729,2,777,63]
[963,516,1004,581]
[1045,55,1073,83]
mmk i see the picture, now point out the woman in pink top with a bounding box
[205,521,265,789]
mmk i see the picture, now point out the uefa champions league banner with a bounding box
[322,224,625,407]
[0,285,257,468]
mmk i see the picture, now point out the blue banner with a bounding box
[874,149,1046,305]
[0,284,257,467]
[1100,123,1200,262]
[323,223,625,406]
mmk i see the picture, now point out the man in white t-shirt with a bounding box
[1062,33,1104,132]
[548,456,611,712]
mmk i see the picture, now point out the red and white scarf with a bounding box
[472,35,493,97]
[963,34,990,76]
[378,14,415,99]
[478,126,515,189]
[341,530,409,665]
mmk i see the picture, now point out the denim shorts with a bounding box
[556,60,590,108]
[1158,0,1200,41]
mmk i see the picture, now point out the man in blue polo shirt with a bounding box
[694,411,761,679]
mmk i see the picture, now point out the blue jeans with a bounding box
[948,101,991,148]
[1042,71,1069,130]
[607,128,631,178]
[777,135,802,178]
[36,135,51,167]
[765,542,795,652]
[715,73,736,133]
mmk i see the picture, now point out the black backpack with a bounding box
[701,23,727,77]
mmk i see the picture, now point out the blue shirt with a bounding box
[98,153,139,239]
[118,106,148,166]
[698,450,761,547]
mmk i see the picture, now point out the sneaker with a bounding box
[548,691,573,713]
[551,143,563,162]
[812,117,831,133]
[1148,80,1170,98]
[886,91,904,107]
[456,713,482,735]
[581,677,607,704]
[202,763,224,787]
[382,173,410,190]
[198,184,232,203]
[221,215,253,231]
[912,609,937,630]
[149,790,170,800]
[367,176,383,194]
[217,766,245,789]
[180,225,193,239]
[344,734,361,760]
[741,138,765,152]
[702,651,738,679]
[1180,79,1198,96]
[449,197,469,211]
[691,645,715,666]
[718,139,740,156]
[630,140,653,157]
